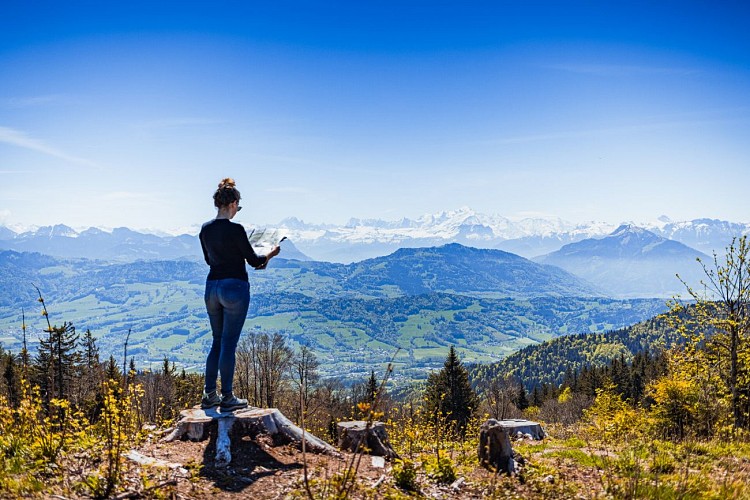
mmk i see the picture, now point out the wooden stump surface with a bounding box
[164,406,339,466]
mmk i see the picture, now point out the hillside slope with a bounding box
[469,315,681,390]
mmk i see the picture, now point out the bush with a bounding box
[392,458,418,491]
[423,454,456,484]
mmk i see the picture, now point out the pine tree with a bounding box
[82,329,100,370]
[74,328,104,415]
[366,370,378,405]
[515,384,529,411]
[531,386,542,407]
[34,322,80,402]
[2,351,19,406]
[105,355,122,383]
[424,346,479,436]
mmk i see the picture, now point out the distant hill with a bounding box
[0,224,311,263]
[342,243,603,298]
[469,314,682,390]
[535,225,709,298]
[0,243,601,307]
[0,224,200,261]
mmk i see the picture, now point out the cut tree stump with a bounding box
[336,421,399,459]
[478,419,517,475]
[495,419,545,440]
[164,406,339,466]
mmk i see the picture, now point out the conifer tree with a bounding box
[515,384,529,411]
[34,322,80,402]
[531,386,542,407]
[74,328,104,414]
[424,346,478,436]
[82,328,100,370]
[2,351,19,406]
[366,369,378,405]
[105,355,122,383]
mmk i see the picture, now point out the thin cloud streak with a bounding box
[486,118,749,145]
[265,186,311,194]
[0,94,67,108]
[0,126,100,168]
[542,63,700,77]
[98,191,150,201]
[134,117,226,130]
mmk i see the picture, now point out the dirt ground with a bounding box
[126,428,513,499]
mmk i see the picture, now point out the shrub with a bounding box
[392,458,418,491]
[423,454,456,484]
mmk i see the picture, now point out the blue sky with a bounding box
[1,1,749,233]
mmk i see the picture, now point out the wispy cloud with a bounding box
[265,186,311,194]
[0,94,67,108]
[488,117,748,145]
[135,117,226,130]
[99,191,150,201]
[542,63,700,77]
[0,126,99,168]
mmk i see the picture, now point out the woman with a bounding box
[199,178,280,410]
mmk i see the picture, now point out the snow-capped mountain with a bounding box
[647,217,750,256]
[1,208,748,264]
[535,225,711,298]
[277,207,617,262]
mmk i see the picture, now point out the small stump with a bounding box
[496,419,545,440]
[336,421,399,459]
[478,419,517,474]
[164,406,339,466]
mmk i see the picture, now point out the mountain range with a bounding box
[536,225,709,298]
[1,209,745,298]
[2,208,746,264]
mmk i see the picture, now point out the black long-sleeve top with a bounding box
[199,219,267,281]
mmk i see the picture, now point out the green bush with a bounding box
[423,455,456,484]
[392,458,418,491]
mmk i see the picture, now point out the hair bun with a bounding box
[218,177,236,189]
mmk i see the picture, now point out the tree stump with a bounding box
[336,421,399,459]
[478,419,516,474]
[495,419,546,440]
[164,406,339,466]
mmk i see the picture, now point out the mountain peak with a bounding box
[610,224,655,237]
[33,224,78,238]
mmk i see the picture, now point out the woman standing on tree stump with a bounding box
[198,178,280,411]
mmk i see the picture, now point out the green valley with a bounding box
[0,247,670,382]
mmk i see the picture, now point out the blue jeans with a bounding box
[203,278,250,395]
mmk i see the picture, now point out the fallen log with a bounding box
[164,406,339,466]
